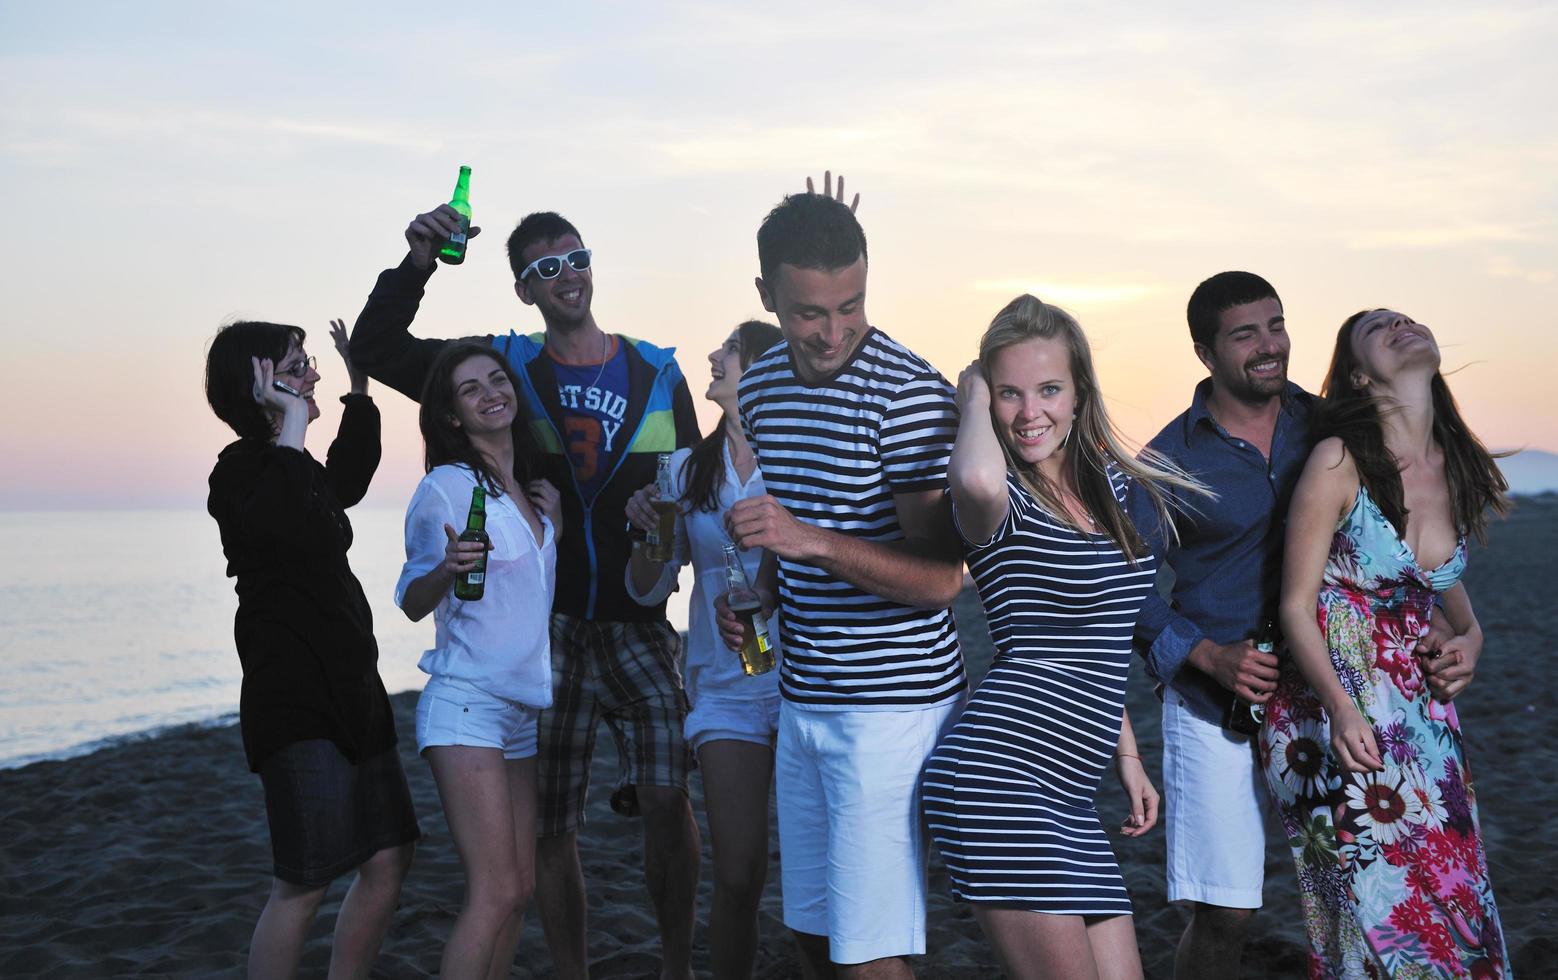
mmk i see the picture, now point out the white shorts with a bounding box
[416,675,540,760]
[685,692,781,753]
[776,698,960,965]
[1162,687,1270,908]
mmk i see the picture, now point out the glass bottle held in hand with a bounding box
[645,453,677,562]
[1224,617,1279,736]
[439,165,472,265]
[454,485,489,600]
[722,544,774,676]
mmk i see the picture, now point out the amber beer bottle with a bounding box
[645,453,677,562]
[723,543,775,676]
[454,486,489,600]
[438,165,472,265]
[1225,617,1279,736]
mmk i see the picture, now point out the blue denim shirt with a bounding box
[1127,379,1316,724]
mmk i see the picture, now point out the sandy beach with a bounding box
[2,496,1554,978]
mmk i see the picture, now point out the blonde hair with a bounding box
[980,294,1208,557]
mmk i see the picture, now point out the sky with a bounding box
[1,1,1554,510]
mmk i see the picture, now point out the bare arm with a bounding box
[946,360,1009,546]
[400,523,487,622]
[1114,711,1159,836]
[1420,582,1482,701]
[1280,439,1382,773]
[725,488,963,609]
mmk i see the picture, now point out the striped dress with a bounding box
[922,469,1155,914]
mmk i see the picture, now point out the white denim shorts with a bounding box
[416,675,540,760]
[685,692,781,753]
[1162,687,1271,908]
[776,697,960,965]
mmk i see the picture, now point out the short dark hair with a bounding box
[507,212,583,282]
[418,340,541,495]
[756,193,867,287]
[205,320,306,440]
[1185,271,1281,349]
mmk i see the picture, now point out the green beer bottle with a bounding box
[439,165,472,265]
[454,485,489,600]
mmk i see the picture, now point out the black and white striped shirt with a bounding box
[738,328,965,710]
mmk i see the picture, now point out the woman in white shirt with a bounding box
[625,320,783,980]
[397,341,561,980]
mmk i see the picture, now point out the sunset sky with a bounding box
[2,2,1553,510]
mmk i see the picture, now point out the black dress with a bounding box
[206,394,398,772]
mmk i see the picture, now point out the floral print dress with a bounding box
[1259,486,1509,979]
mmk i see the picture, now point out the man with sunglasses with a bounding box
[349,203,702,980]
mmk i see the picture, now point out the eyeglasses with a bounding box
[277,355,317,379]
[519,248,592,281]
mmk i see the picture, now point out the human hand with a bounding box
[526,479,562,530]
[441,522,489,577]
[1194,638,1280,703]
[955,360,990,412]
[1115,755,1160,837]
[406,204,482,270]
[625,482,659,534]
[251,356,306,415]
[1420,630,1480,702]
[714,586,776,651]
[329,318,368,394]
[1329,705,1384,773]
[725,495,821,561]
[805,170,860,213]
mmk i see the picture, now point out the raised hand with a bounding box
[805,170,860,213]
[406,204,483,270]
[329,318,368,394]
[955,360,990,412]
[251,356,305,414]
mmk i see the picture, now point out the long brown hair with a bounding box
[680,320,783,513]
[418,341,541,497]
[1319,310,1508,542]
[979,295,1209,558]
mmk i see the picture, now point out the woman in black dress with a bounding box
[205,318,419,979]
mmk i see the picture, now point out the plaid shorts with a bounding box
[537,614,691,837]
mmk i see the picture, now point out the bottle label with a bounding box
[467,572,484,585]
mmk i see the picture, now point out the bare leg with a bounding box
[1085,914,1145,980]
[974,907,1103,980]
[838,956,915,979]
[248,878,327,979]
[698,740,775,980]
[535,831,589,980]
[326,841,415,980]
[1173,903,1254,980]
[426,746,530,980]
[484,757,538,980]
[791,931,837,980]
[638,784,701,980]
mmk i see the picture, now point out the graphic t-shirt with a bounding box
[551,340,629,502]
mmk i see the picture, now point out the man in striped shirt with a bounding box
[721,186,967,978]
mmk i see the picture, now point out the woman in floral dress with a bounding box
[1260,309,1509,978]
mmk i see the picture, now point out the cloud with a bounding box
[971,280,1155,306]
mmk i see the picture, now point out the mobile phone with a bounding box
[273,380,303,397]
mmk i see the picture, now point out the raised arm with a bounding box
[323,319,381,507]
[947,360,1010,545]
[1280,438,1382,773]
[348,204,484,402]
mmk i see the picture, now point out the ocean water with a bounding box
[0,510,689,770]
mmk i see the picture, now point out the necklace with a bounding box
[586,331,611,392]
